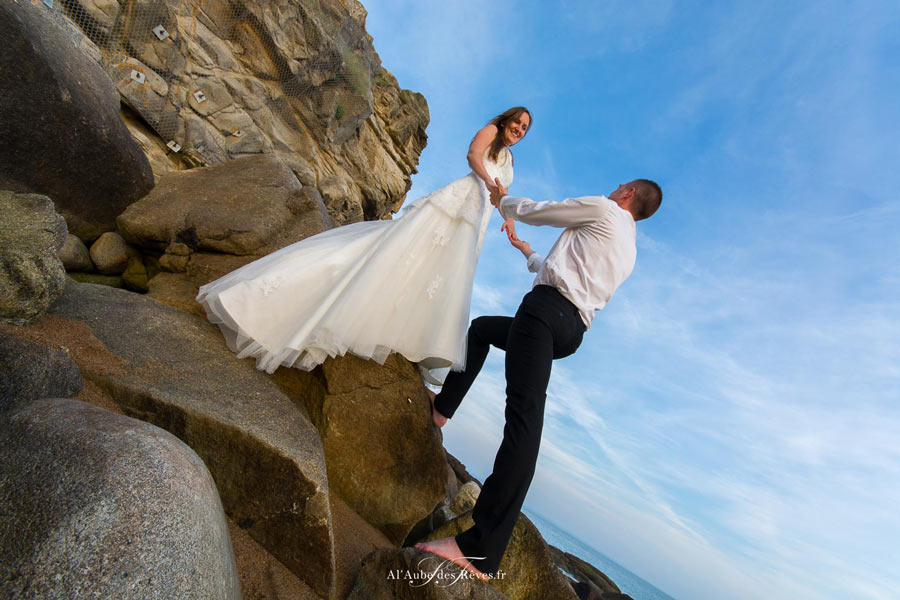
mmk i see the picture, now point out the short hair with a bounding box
[631,179,662,220]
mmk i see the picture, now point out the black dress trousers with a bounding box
[433,285,585,575]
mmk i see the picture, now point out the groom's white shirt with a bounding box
[499,195,636,330]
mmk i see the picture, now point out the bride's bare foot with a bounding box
[426,388,448,428]
[414,537,489,582]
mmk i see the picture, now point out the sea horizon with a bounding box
[527,510,679,600]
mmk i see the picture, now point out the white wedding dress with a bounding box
[196,147,513,380]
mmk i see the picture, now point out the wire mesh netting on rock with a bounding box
[40,0,379,165]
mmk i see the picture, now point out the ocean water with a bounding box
[527,511,679,600]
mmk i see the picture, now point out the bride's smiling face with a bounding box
[503,112,530,146]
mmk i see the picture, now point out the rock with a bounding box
[159,252,190,272]
[444,461,461,506]
[226,518,320,600]
[0,398,240,600]
[139,251,248,315]
[346,547,508,600]
[74,0,120,36]
[122,245,150,292]
[403,479,482,548]
[119,104,187,179]
[185,251,255,286]
[89,231,129,275]
[446,450,482,487]
[571,579,633,600]
[0,1,155,240]
[329,490,397,599]
[67,272,124,288]
[319,174,363,224]
[58,234,94,272]
[0,330,82,413]
[146,271,203,316]
[0,191,68,325]
[166,242,192,256]
[49,0,429,224]
[423,512,579,600]
[108,55,174,145]
[571,580,605,600]
[118,154,332,256]
[549,546,621,596]
[449,482,481,516]
[403,510,446,550]
[38,280,336,598]
[275,354,448,545]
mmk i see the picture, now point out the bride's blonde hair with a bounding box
[488,106,531,161]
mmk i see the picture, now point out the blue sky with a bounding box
[365,2,900,599]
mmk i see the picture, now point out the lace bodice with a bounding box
[403,146,514,225]
[483,146,514,188]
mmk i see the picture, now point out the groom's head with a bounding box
[610,179,662,221]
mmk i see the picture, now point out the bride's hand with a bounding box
[501,218,519,242]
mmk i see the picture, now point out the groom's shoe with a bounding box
[426,389,448,428]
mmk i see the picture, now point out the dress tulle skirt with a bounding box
[196,196,481,377]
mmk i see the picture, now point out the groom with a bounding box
[416,177,663,579]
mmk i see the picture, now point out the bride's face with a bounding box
[503,112,530,146]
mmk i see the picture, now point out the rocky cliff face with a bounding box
[63,0,428,225]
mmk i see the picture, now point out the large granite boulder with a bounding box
[0,398,240,599]
[0,330,82,414]
[11,280,337,598]
[275,354,448,545]
[0,1,154,241]
[118,154,331,256]
[422,512,579,600]
[117,153,335,312]
[0,192,68,325]
[346,547,508,600]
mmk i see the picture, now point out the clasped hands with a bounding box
[488,177,506,209]
[489,177,531,253]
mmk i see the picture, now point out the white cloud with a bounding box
[470,282,507,316]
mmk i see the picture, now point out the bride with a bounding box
[196,106,531,381]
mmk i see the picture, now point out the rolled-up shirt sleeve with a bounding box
[500,195,611,228]
[526,252,544,273]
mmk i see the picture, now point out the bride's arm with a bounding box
[467,124,501,191]
[470,125,519,239]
